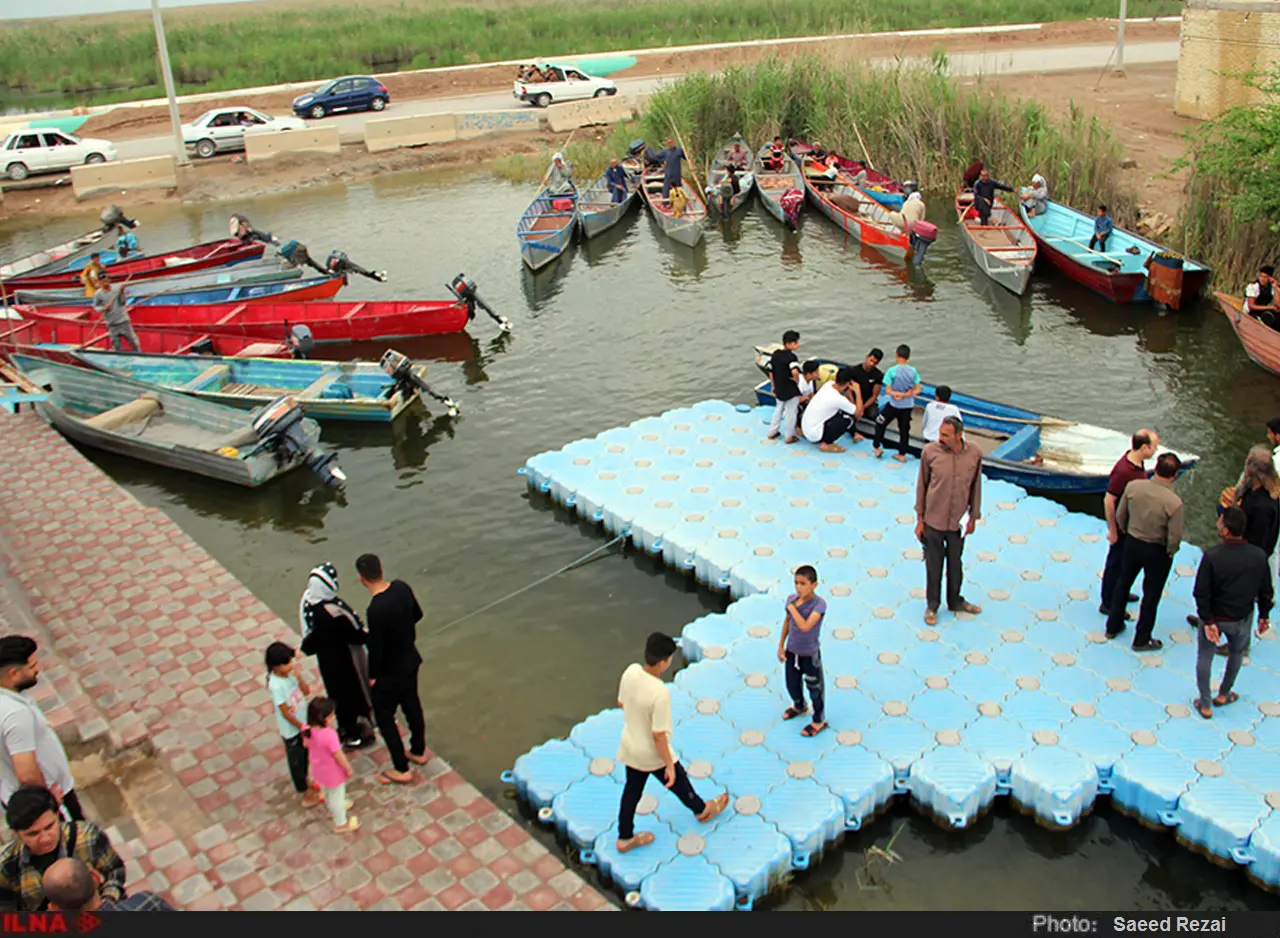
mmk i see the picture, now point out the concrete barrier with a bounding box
[364,114,457,153]
[546,96,634,132]
[70,155,177,200]
[454,109,543,139]
[631,94,653,118]
[244,125,341,163]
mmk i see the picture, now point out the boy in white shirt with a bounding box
[921,385,962,443]
[800,367,859,453]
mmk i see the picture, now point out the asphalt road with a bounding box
[112,40,1178,163]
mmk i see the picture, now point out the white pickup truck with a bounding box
[513,63,618,108]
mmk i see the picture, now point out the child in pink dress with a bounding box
[303,698,359,833]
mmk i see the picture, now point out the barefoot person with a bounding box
[777,566,827,737]
[800,366,859,453]
[915,416,983,626]
[615,633,728,854]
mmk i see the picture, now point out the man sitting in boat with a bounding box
[763,136,785,172]
[726,143,749,170]
[971,168,1013,226]
[91,273,140,353]
[80,253,106,298]
[605,158,629,204]
[1020,173,1049,217]
[1088,205,1114,252]
[1246,265,1280,329]
[715,165,741,209]
[114,224,139,260]
[900,191,926,230]
[546,153,575,196]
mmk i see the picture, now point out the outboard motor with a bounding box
[250,396,346,487]
[447,273,510,331]
[100,205,138,232]
[325,250,386,283]
[627,139,646,159]
[288,324,314,360]
[908,220,938,267]
[229,213,275,245]
[380,350,459,416]
[277,240,328,276]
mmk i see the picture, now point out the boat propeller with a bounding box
[380,349,459,417]
[447,273,509,332]
[222,395,346,487]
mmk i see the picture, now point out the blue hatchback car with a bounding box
[292,76,390,119]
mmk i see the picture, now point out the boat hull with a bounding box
[2,239,265,291]
[791,145,910,258]
[707,136,757,216]
[0,318,288,363]
[577,172,637,240]
[11,264,306,305]
[518,190,577,270]
[956,191,1036,296]
[1216,292,1280,379]
[0,229,108,281]
[639,170,706,247]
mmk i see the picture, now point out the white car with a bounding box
[182,107,306,159]
[513,62,618,108]
[2,130,117,182]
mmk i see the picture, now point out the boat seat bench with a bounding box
[182,363,231,391]
[297,373,341,401]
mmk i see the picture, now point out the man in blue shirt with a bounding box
[661,138,685,199]
[1089,204,1114,252]
[114,225,139,259]
[872,344,922,463]
[604,157,629,204]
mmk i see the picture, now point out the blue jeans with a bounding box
[1196,616,1251,709]
[785,651,825,722]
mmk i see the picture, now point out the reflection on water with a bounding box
[4,170,1279,911]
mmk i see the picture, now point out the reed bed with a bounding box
[491,124,638,185]
[1,0,1180,108]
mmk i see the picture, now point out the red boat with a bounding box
[789,142,911,259]
[18,297,473,344]
[789,140,905,207]
[0,239,265,291]
[0,318,288,365]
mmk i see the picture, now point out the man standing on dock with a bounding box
[0,637,81,823]
[1106,453,1184,651]
[1100,430,1158,619]
[915,416,983,627]
[614,633,727,854]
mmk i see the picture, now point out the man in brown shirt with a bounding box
[915,416,983,626]
[1106,452,1184,650]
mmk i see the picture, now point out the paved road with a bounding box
[116,40,1178,162]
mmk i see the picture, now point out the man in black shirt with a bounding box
[766,330,802,444]
[846,348,884,442]
[1192,508,1273,719]
[356,554,427,785]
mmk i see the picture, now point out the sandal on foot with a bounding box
[1214,691,1240,707]
[616,831,655,854]
[407,751,429,765]
[950,601,982,615]
[1196,702,1214,720]
[376,771,418,786]
[335,816,361,833]
[801,721,828,737]
[697,794,729,823]
[782,705,809,721]
[924,610,939,626]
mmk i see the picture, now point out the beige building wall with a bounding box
[1176,0,1280,120]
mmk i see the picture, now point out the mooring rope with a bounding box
[426,534,627,640]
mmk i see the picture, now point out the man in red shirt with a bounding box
[1101,429,1159,617]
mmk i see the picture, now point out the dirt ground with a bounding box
[2,22,1194,225]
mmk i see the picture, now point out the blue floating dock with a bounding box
[510,401,1280,909]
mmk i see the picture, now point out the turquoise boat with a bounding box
[71,349,436,424]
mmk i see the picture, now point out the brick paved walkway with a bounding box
[0,412,610,911]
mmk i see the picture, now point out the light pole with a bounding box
[151,0,189,165]
[1115,0,1128,75]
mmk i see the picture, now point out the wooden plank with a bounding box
[297,373,340,401]
[181,363,230,391]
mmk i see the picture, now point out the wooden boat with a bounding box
[11,355,334,488]
[1019,200,1210,309]
[9,263,305,305]
[0,318,289,365]
[0,228,108,282]
[517,190,577,270]
[640,167,706,248]
[955,190,1037,295]
[21,296,473,344]
[790,144,910,258]
[73,349,429,424]
[1216,293,1280,379]
[754,142,805,229]
[0,361,49,415]
[12,275,342,309]
[788,140,906,209]
[1,239,266,291]
[752,345,1199,494]
[576,170,637,240]
[706,135,756,215]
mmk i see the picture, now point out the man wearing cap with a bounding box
[91,273,140,352]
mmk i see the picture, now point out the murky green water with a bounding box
[3,170,1277,910]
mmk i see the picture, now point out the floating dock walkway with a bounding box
[510,400,1280,910]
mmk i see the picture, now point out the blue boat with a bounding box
[20,276,341,309]
[752,346,1199,494]
[71,348,444,424]
[517,190,577,271]
[9,264,306,306]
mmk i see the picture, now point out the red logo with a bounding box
[74,915,98,934]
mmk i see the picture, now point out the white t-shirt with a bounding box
[801,382,857,442]
[616,663,674,771]
[0,688,75,805]
[921,401,962,442]
[797,374,815,398]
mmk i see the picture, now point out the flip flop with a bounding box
[782,705,809,721]
[950,602,982,615]
[616,831,655,854]
[407,752,429,765]
[1196,702,1213,720]
[801,721,828,737]
[924,610,938,626]
[335,816,361,833]
[1213,691,1240,707]
[697,794,729,824]
[376,771,418,786]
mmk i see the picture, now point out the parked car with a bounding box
[513,63,617,108]
[2,130,118,182]
[182,107,306,159]
[292,76,390,120]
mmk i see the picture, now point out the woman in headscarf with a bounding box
[545,152,575,196]
[300,563,374,748]
[962,159,984,190]
[1021,173,1049,216]
[1221,445,1280,581]
[901,191,926,228]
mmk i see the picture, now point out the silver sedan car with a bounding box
[181,107,306,158]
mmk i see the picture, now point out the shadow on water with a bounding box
[578,206,642,267]
[319,407,459,473]
[520,250,576,313]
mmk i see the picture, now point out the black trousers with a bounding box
[924,524,966,612]
[1106,537,1172,644]
[873,402,912,455]
[283,734,309,793]
[975,195,993,225]
[820,412,854,444]
[372,666,427,773]
[1099,534,1128,609]
[1089,233,1110,252]
[618,762,704,840]
[784,651,825,722]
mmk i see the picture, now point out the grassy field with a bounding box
[1,0,1181,109]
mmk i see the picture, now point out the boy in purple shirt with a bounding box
[777,565,827,736]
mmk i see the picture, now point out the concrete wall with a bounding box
[364,113,457,153]
[244,125,341,163]
[70,155,177,200]
[1176,0,1280,119]
[546,95,634,132]
[631,94,653,118]
[455,109,543,139]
